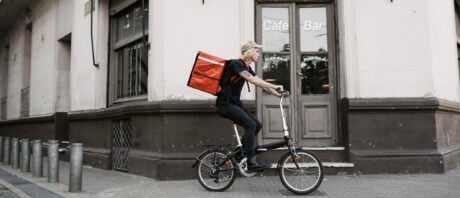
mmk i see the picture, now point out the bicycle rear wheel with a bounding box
[196,150,236,192]
[278,150,324,195]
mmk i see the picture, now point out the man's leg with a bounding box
[217,104,257,156]
[242,109,270,168]
[216,105,269,170]
[243,108,262,136]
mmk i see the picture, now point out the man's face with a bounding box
[250,48,260,62]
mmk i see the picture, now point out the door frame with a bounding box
[255,1,341,147]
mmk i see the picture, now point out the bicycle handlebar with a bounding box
[281,90,290,98]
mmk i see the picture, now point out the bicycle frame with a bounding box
[194,91,324,194]
[232,92,294,153]
[193,92,295,169]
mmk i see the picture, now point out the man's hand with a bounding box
[267,87,282,97]
[273,85,283,93]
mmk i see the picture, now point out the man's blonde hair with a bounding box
[240,41,262,61]
[240,47,257,61]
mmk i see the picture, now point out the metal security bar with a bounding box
[20,87,30,117]
[112,119,132,171]
[1,97,6,120]
[116,42,148,99]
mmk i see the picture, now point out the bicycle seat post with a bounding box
[232,123,242,147]
[280,92,289,137]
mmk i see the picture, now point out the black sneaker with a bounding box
[256,158,271,168]
[248,156,271,170]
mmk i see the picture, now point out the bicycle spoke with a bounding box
[279,151,323,195]
[196,150,236,192]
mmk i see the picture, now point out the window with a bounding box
[21,24,32,117]
[261,7,291,92]
[110,0,149,101]
[298,7,329,95]
[116,42,148,98]
[1,45,9,120]
[1,97,6,120]
[260,6,331,94]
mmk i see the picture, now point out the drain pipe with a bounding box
[90,0,99,67]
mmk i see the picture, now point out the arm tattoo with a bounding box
[241,70,252,77]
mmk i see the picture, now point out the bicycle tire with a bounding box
[278,150,324,195]
[196,149,236,192]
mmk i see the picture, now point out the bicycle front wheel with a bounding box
[196,150,236,192]
[278,150,324,195]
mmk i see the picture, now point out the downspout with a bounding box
[91,0,99,67]
[106,0,111,107]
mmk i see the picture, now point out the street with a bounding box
[0,161,459,198]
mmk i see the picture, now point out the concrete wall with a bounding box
[339,0,460,102]
[340,0,460,175]
[56,0,73,40]
[4,20,30,119]
[70,0,109,111]
[0,0,76,117]
[1,0,459,111]
[3,0,258,114]
[427,0,460,102]
[149,0,256,101]
[55,0,73,113]
[29,0,57,116]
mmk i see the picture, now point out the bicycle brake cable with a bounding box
[287,94,304,146]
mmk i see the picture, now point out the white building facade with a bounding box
[0,0,459,179]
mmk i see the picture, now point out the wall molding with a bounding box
[68,100,256,120]
[348,97,460,113]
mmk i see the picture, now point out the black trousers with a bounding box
[216,104,262,158]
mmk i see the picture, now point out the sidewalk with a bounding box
[0,160,459,198]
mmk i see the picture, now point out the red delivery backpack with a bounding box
[187,51,228,95]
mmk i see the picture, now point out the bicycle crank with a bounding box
[238,157,257,177]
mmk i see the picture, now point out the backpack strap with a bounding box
[228,61,252,93]
[219,60,253,105]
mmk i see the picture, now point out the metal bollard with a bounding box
[0,136,3,161]
[47,140,59,183]
[69,143,83,192]
[11,138,19,169]
[29,151,33,173]
[3,137,10,165]
[32,140,43,177]
[20,139,30,172]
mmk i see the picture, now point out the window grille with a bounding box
[112,119,132,171]
[1,97,6,120]
[20,87,29,117]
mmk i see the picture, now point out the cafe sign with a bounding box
[263,20,324,31]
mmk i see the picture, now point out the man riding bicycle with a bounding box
[216,41,283,170]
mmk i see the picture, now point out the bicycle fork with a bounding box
[287,146,301,170]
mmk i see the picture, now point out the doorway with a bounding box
[256,2,338,147]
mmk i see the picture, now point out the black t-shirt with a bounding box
[216,59,255,106]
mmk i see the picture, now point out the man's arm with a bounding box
[239,70,283,96]
[262,87,282,96]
